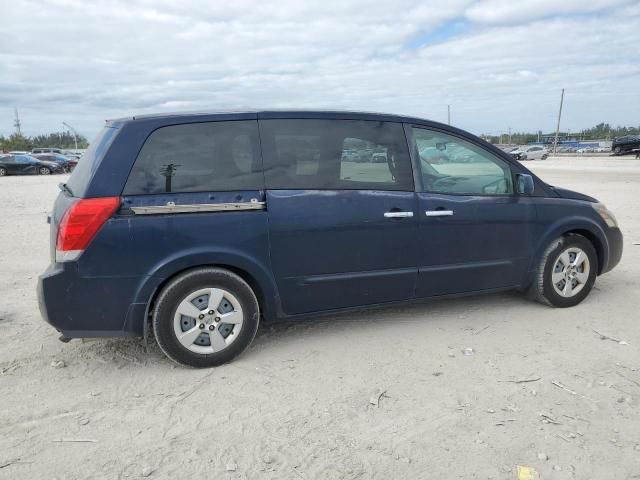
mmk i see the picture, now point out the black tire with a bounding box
[528,234,598,308]
[541,154,548,160]
[39,167,51,175]
[0,167,6,176]
[613,146,621,154]
[153,267,260,367]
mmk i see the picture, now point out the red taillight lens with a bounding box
[56,197,120,258]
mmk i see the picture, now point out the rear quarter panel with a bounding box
[120,191,279,322]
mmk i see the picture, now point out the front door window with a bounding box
[412,127,513,195]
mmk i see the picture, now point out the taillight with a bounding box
[56,197,120,262]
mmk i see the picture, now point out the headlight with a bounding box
[592,203,618,228]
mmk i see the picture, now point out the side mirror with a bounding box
[517,173,535,195]
[435,142,447,151]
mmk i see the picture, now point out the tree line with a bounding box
[0,131,90,152]
[481,123,640,144]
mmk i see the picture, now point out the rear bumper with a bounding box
[602,227,623,274]
[37,263,145,338]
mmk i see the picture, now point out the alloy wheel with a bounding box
[173,287,244,354]
[551,247,590,298]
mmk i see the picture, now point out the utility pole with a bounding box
[62,121,79,150]
[508,127,512,145]
[447,105,451,125]
[13,108,22,135]
[553,88,564,155]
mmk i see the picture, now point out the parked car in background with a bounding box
[511,145,549,161]
[33,153,78,172]
[0,154,64,176]
[371,152,387,163]
[32,147,65,155]
[38,110,623,367]
[63,150,84,160]
[611,135,640,155]
[419,146,449,164]
[502,147,523,160]
[341,151,358,162]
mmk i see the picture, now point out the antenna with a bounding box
[14,108,22,135]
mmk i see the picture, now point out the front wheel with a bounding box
[613,146,622,154]
[0,167,6,176]
[529,235,597,307]
[153,267,260,367]
[39,167,51,175]
[541,154,548,160]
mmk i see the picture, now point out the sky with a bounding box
[1,0,639,140]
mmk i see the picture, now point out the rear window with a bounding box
[123,121,263,195]
[66,126,120,197]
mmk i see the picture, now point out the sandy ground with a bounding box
[1,156,639,479]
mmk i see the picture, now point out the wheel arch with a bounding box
[132,249,281,340]
[563,228,605,274]
[530,217,610,280]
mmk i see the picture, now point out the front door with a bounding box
[260,117,418,315]
[407,125,536,297]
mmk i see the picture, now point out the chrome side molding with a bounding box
[131,201,266,215]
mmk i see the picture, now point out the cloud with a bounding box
[0,0,638,139]
[464,0,633,24]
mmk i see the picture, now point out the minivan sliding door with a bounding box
[260,118,419,315]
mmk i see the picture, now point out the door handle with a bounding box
[425,210,454,217]
[384,211,414,218]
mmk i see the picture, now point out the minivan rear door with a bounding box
[260,116,418,315]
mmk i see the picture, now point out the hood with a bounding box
[552,186,598,203]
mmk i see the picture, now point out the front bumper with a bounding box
[37,262,146,338]
[602,227,623,274]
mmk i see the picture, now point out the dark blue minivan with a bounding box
[37,110,623,367]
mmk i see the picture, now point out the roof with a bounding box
[106,109,446,129]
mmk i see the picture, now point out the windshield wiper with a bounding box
[58,183,74,197]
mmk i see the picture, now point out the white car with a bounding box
[511,145,549,161]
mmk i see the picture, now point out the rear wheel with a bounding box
[541,154,548,160]
[0,167,6,176]
[614,146,622,154]
[529,234,597,307]
[39,167,51,175]
[153,268,259,367]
